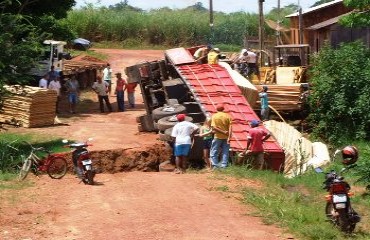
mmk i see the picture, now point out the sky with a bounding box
[74,0,319,13]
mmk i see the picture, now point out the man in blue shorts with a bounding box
[171,114,199,174]
[65,77,79,114]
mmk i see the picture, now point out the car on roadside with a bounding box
[72,38,92,51]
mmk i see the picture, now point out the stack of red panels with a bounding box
[177,64,285,171]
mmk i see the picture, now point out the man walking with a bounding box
[210,104,232,169]
[92,76,113,113]
[65,76,79,114]
[242,119,271,169]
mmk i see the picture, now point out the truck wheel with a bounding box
[152,105,186,121]
[157,115,193,131]
[158,130,173,142]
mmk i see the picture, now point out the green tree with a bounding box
[108,0,143,12]
[0,14,44,87]
[1,0,76,19]
[340,0,370,27]
[308,42,370,143]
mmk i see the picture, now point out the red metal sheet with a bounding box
[177,64,284,154]
[165,47,196,65]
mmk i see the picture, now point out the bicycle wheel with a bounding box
[19,157,32,181]
[47,157,67,179]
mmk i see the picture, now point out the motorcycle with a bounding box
[63,138,96,185]
[316,158,361,233]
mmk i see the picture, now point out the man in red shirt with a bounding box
[126,81,138,108]
[242,119,270,169]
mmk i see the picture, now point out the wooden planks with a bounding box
[63,56,107,76]
[255,84,302,111]
[0,85,57,128]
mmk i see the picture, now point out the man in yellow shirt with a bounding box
[207,48,220,64]
[210,104,232,169]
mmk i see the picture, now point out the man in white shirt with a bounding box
[102,63,112,95]
[39,74,49,88]
[246,49,260,82]
[171,114,199,173]
[92,76,113,113]
[48,76,62,113]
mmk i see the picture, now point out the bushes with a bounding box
[308,42,370,143]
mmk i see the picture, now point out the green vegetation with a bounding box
[0,1,76,93]
[340,0,370,27]
[213,159,370,239]
[0,133,67,177]
[308,41,370,143]
[63,5,293,48]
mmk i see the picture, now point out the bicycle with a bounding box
[18,141,68,181]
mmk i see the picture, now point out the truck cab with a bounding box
[29,40,67,77]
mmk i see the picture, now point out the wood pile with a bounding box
[0,85,57,128]
[255,84,302,111]
[264,120,329,177]
[63,56,107,76]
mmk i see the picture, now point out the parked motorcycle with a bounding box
[63,138,95,185]
[317,146,361,233]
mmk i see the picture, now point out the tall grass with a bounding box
[63,8,276,48]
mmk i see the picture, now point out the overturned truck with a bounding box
[126,47,286,172]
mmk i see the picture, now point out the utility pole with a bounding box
[298,0,303,44]
[258,0,265,65]
[209,0,214,44]
[276,0,281,45]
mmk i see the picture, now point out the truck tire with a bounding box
[152,105,186,121]
[158,129,173,142]
[157,115,193,132]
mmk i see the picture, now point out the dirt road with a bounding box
[1,49,293,239]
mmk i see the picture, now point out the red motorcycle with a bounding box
[318,146,361,233]
[63,138,96,185]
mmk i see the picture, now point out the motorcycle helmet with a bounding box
[341,146,358,165]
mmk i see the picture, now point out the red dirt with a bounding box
[0,49,293,239]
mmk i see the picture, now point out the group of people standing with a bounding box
[170,103,271,174]
[38,63,137,114]
[92,63,138,113]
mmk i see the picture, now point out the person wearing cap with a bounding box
[259,86,269,121]
[171,114,199,174]
[193,44,212,64]
[245,48,261,82]
[207,48,220,64]
[242,120,271,170]
[210,104,232,169]
[114,72,127,112]
[92,75,113,113]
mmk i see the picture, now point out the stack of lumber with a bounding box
[63,56,107,76]
[255,84,302,111]
[219,62,258,107]
[0,85,57,127]
[264,120,329,178]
